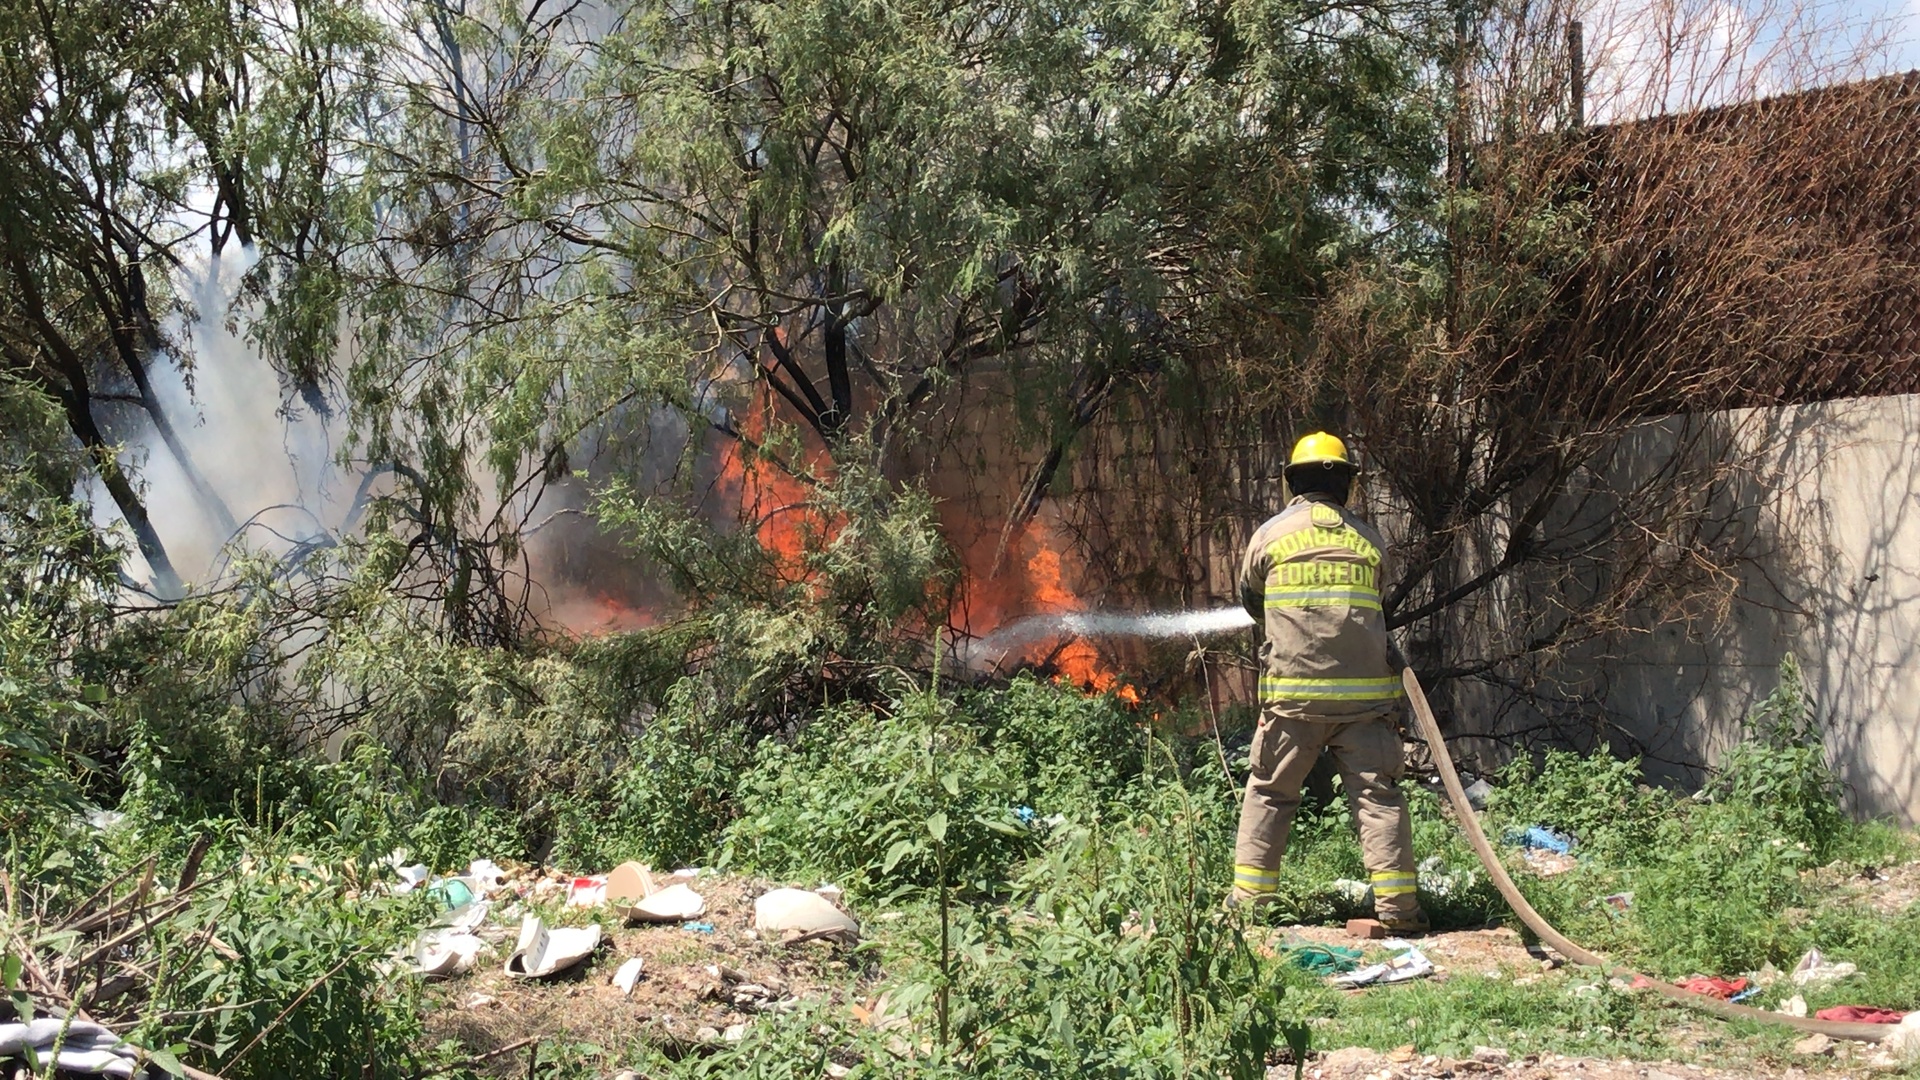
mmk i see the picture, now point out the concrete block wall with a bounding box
[1586,394,1920,823]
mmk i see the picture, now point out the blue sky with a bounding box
[1577,0,1920,122]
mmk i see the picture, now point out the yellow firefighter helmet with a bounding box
[1287,431,1353,470]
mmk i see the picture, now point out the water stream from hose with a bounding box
[961,605,1254,668]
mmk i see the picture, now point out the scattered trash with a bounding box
[429,877,476,909]
[1464,777,1493,810]
[392,862,430,893]
[443,897,492,934]
[612,957,646,995]
[1509,825,1573,855]
[1813,1005,1905,1023]
[1729,986,1761,1003]
[625,883,708,923]
[1284,943,1364,976]
[723,1022,748,1042]
[1792,1033,1834,1056]
[1013,805,1037,825]
[1332,945,1437,988]
[1418,855,1475,899]
[607,861,656,906]
[0,1018,151,1078]
[1791,947,1858,989]
[1777,994,1809,1017]
[683,921,716,934]
[1506,826,1578,877]
[814,883,845,903]
[462,993,499,1009]
[566,875,608,908]
[599,860,710,922]
[468,859,509,892]
[504,914,601,978]
[755,887,859,940]
[1674,976,1749,999]
[1601,892,1634,912]
[1331,878,1371,903]
[1524,851,1578,876]
[415,928,490,978]
[1882,1012,1920,1062]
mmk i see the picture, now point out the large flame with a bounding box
[547,365,1144,705]
[715,385,837,583]
[949,514,1141,703]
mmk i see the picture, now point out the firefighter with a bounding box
[1230,431,1428,932]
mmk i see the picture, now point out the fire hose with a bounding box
[1401,668,1892,1043]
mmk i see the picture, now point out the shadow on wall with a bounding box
[1568,396,1920,823]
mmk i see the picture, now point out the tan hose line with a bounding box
[1401,668,1891,1043]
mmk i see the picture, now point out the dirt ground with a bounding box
[1290,1045,1874,1080]
[417,875,1907,1078]
[1266,923,1910,1080]
[421,872,883,1072]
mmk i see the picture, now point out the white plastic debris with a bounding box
[504,913,602,978]
[1464,777,1493,810]
[566,875,608,908]
[814,883,845,903]
[1881,1012,1920,1062]
[612,957,646,995]
[416,929,489,978]
[754,887,859,937]
[442,897,491,933]
[1332,945,1437,988]
[468,859,509,892]
[1418,855,1475,899]
[0,1018,143,1077]
[1778,994,1809,1017]
[1331,878,1372,903]
[624,882,707,923]
[1790,947,1858,989]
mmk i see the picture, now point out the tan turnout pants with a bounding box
[1232,712,1423,923]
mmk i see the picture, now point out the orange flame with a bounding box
[715,383,837,582]
[999,521,1142,704]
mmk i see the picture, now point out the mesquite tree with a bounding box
[0,0,380,595]
[1297,0,1916,743]
[336,0,1446,555]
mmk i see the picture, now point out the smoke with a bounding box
[99,246,357,595]
[959,605,1255,671]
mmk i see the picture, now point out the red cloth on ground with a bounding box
[1814,1006,1906,1024]
[1673,976,1750,999]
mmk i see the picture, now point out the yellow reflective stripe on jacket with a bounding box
[1233,864,1278,892]
[1370,870,1418,897]
[1257,675,1405,702]
[1265,586,1382,611]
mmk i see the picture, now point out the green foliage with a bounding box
[550,678,753,871]
[1619,801,1814,975]
[721,674,1150,894]
[1711,655,1846,859]
[0,376,115,838]
[1488,745,1666,857]
[965,675,1148,818]
[725,694,1033,893]
[150,861,425,1080]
